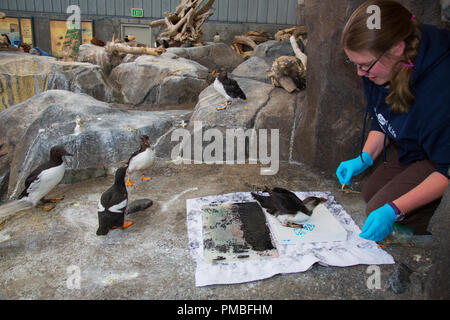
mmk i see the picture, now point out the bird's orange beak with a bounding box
[211,70,216,77]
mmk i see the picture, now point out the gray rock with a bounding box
[232,39,306,84]
[252,40,300,59]
[77,44,112,75]
[0,51,121,111]
[386,263,413,294]
[0,90,190,200]
[126,199,153,215]
[166,42,243,72]
[232,56,272,84]
[109,54,210,108]
[254,90,307,161]
[162,78,304,163]
[426,179,450,299]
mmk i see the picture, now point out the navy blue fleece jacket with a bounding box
[362,24,450,178]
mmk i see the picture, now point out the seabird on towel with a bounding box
[251,187,327,227]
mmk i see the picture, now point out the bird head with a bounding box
[50,145,73,160]
[212,68,227,78]
[124,34,136,42]
[140,135,151,148]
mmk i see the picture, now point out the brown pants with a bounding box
[362,145,442,235]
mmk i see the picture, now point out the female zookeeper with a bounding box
[336,0,449,241]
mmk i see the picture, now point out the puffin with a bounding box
[251,187,327,227]
[212,68,246,110]
[126,135,155,187]
[96,166,133,236]
[124,34,136,42]
[0,145,73,219]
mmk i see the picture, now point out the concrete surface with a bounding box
[0,161,433,299]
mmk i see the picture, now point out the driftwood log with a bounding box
[103,33,166,68]
[274,26,307,42]
[150,0,215,47]
[266,36,307,93]
[231,30,272,58]
[105,42,166,56]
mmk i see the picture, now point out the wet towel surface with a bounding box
[187,191,394,287]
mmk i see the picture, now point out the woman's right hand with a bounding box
[336,152,373,186]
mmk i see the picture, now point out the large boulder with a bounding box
[166,42,244,72]
[232,39,304,84]
[0,52,121,111]
[0,90,190,200]
[77,43,112,75]
[232,56,272,84]
[158,77,306,165]
[109,54,211,108]
[426,177,450,299]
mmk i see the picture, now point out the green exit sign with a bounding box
[131,8,144,17]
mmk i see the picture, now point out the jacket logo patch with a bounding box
[375,109,398,138]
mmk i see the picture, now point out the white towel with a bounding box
[186,191,395,287]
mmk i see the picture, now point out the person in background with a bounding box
[336,0,449,241]
[30,46,51,56]
[1,33,11,45]
[18,43,31,53]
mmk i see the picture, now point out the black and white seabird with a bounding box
[126,135,155,187]
[0,145,72,219]
[96,166,133,236]
[212,68,246,110]
[251,187,327,227]
[19,145,73,208]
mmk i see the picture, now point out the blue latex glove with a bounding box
[360,204,396,241]
[336,152,373,186]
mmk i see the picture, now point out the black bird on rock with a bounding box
[251,187,327,227]
[96,166,133,236]
[212,68,246,110]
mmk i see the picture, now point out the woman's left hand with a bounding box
[360,204,396,241]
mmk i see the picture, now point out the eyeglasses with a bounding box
[345,52,384,74]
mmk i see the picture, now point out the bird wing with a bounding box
[108,199,128,213]
[221,77,246,99]
[100,187,128,213]
[128,148,154,172]
[20,162,53,198]
[251,192,276,211]
[271,188,311,215]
